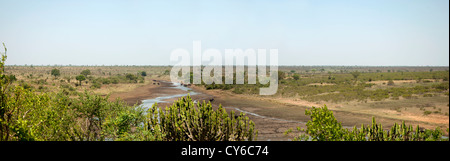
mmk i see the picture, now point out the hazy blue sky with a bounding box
[0,0,448,66]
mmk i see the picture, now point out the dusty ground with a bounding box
[109,80,306,140]
[110,79,449,140]
[109,80,179,105]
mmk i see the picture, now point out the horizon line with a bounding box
[5,64,450,68]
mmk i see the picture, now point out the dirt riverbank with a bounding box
[109,79,449,140]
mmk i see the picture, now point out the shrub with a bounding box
[293,74,300,80]
[1,45,150,141]
[81,69,91,76]
[140,71,147,77]
[423,93,433,97]
[423,111,432,116]
[35,79,47,85]
[101,78,111,84]
[7,75,16,82]
[278,71,286,81]
[287,106,446,141]
[402,94,413,99]
[90,82,102,89]
[111,78,119,84]
[351,71,361,83]
[423,80,433,83]
[126,73,137,81]
[233,87,244,94]
[51,68,60,78]
[19,81,33,90]
[387,80,395,86]
[60,83,70,89]
[302,105,347,141]
[432,82,449,91]
[147,95,258,141]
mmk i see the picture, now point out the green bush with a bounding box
[287,106,446,141]
[76,75,86,86]
[81,69,91,76]
[147,95,258,141]
[51,68,60,78]
[90,82,102,89]
[423,93,434,97]
[140,71,147,77]
[432,82,449,91]
[111,78,119,84]
[1,50,149,141]
[302,105,347,141]
[101,78,111,84]
[387,80,395,86]
[293,74,300,80]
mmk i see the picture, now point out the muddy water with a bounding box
[137,81,449,140]
[140,81,303,124]
[139,81,393,140]
[139,82,198,111]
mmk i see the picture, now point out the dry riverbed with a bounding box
[110,79,449,140]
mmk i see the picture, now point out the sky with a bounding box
[0,0,448,66]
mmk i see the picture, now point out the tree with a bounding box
[351,71,360,84]
[81,69,91,76]
[163,70,170,75]
[1,42,9,141]
[76,75,86,86]
[51,68,60,78]
[126,73,137,81]
[278,71,286,81]
[293,74,300,80]
[140,71,147,77]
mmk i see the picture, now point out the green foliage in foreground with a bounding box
[0,82,256,141]
[147,95,257,141]
[0,84,146,141]
[0,84,256,141]
[287,105,447,141]
[1,45,256,141]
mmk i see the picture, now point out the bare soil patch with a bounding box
[111,80,449,140]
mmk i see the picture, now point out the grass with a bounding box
[4,65,172,96]
[205,70,449,103]
[5,65,449,131]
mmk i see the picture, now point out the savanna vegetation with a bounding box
[197,67,449,103]
[194,66,449,137]
[1,43,448,141]
[1,44,256,141]
[285,106,448,141]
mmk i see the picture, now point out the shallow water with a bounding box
[139,81,303,124]
[139,81,198,111]
[137,81,450,140]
